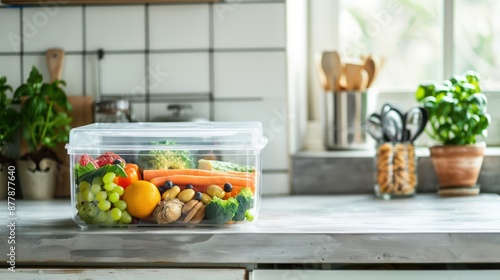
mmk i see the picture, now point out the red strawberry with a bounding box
[78,155,99,169]
[96,152,125,167]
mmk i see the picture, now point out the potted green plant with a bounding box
[0,77,21,200]
[415,70,490,196]
[14,66,72,200]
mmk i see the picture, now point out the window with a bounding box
[455,0,500,89]
[340,0,441,91]
[338,0,499,91]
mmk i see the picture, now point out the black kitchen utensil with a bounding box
[381,108,405,142]
[366,113,384,143]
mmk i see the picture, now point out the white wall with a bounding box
[0,1,290,195]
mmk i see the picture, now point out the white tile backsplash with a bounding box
[61,55,84,95]
[148,52,209,94]
[91,53,146,96]
[86,6,145,51]
[22,54,83,95]
[0,56,21,88]
[214,51,286,99]
[84,54,99,98]
[0,9,20,52]
[22,7,83,52]
[86,53,147,97]
[213,3,286,49]
[214,100,289,170]
[149,5,209,50]
[0,3,289,194]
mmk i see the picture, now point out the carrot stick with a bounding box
[150,174,255,189]
[143,169,255,182]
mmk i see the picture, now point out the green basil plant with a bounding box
[13,66,72,154]
[415,71,490,145]
[0,77,21,152]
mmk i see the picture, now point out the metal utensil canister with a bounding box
[324,89,377,150]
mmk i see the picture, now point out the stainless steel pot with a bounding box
[94,98,132,123]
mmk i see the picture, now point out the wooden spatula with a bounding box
[345,63,365,91]
[46,48,64,82]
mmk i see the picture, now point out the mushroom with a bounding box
[153,198,184,224]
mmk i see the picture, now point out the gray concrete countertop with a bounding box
[2,194,500,266]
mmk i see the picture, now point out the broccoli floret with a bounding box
[138,140,194,170]
[205,196,238,224]
[232,187,254,222]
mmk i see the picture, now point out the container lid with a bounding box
[66,122,268,153]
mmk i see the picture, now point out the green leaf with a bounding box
[75,162,97,178]
[436,96,454,117]
[415,85,427,101]
[77,163,127,185]
[27,67,43,85]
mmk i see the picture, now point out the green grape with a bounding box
[102,172,116,184]
[98,200,111,211]
[114,200,127,210]
[82,190,94,202]
[120,210,132,224]
[106,212,117,223]
[82,215,93,224]
[104,182,116,191]
[110,208,122,221]
[113,186,124,196]
[88,205,100,217]
[78,205,87,216]
[97,210,107,222]
[76,193,83,204]
[95,191,108,202]
[79,181,91,192]
[108,192,120,203]
[90,184,102,195]
[92,176,103,186]
[105,219,117,225]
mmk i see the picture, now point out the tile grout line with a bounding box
[82,5,87,97]
[209,3,214,121]
[19,7,24,83]
[0,48,287,56]
[144,3,150,122]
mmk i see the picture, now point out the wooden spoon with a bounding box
[46,48,65,82]
[364,56,376,88]
[359,69,369,92]
[321,52,337,91]
[322,51,343,92]
[345,63,364,91]
[316,53,331,91]
[331,51,344,91]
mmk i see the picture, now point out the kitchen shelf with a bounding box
[1,0,221,5]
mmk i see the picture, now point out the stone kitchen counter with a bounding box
[2,194,500,266]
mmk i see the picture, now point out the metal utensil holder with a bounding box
[324,89,377,150]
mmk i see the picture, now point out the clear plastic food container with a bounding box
[66,122,267,227]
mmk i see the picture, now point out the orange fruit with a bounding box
[123,180,161,219]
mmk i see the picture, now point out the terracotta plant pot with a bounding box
[429,143,485,196]
[17,158,59,200]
